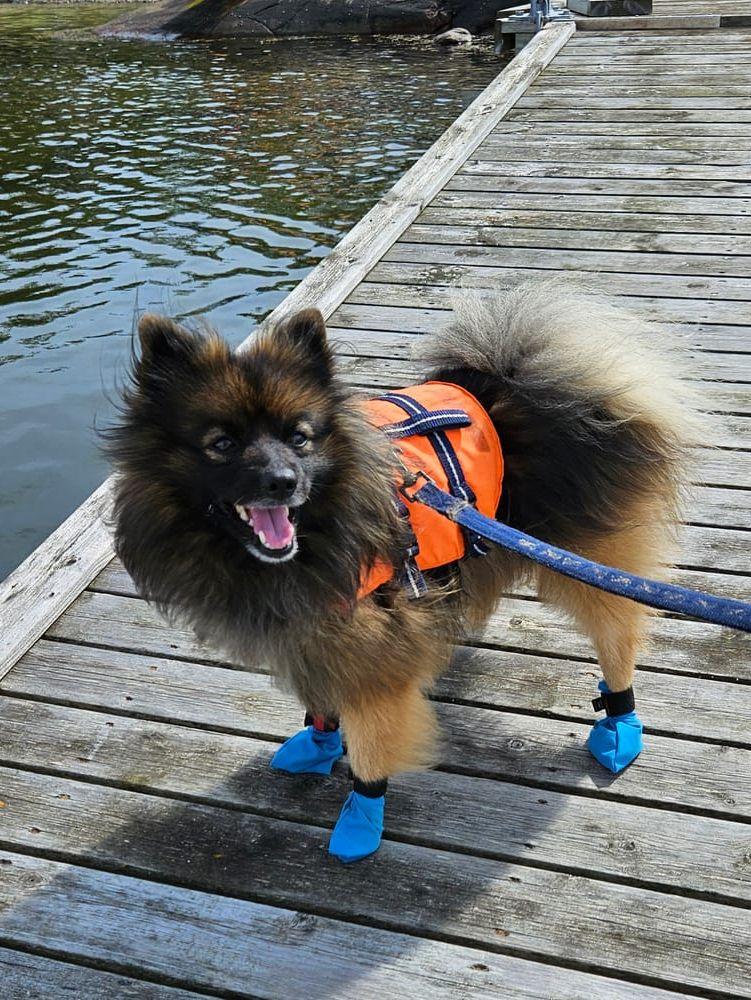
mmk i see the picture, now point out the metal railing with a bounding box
[528,0,574,28]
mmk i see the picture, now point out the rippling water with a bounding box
[0,5,501,577]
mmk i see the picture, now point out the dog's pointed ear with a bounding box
[138,314,196,367]
[276,308,333,379]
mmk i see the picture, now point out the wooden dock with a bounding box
[1,13,750,1000]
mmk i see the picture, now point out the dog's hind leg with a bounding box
[328,680,438,863]
[539,571,646,773]
[536,523,665,774]
[270,712,344,775]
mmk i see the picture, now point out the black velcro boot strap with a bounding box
[592,686,636,717]
[351,773,388,799]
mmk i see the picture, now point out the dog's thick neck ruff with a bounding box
[359,381,504,598]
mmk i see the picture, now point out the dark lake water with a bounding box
[0,5,501,578]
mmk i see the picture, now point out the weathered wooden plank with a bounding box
[452,165,751,200]
[418,207,751,245]
[0,694,746,906]
[8,640,751,816]
[674,524,751,573]
[541,49,749,62]
[516,95,751,110]
[558,33,751,46]
[0,947,211,1000]
[696,447,751,488]
[409,218,751,255]
[487,130,751,149]
[0,481,114,683]
[435,190,751,221]
[561,34,751,48]
[444,183,751,221]
[478,142,751,166]
[684,484,751,528]
[521,82,751,98]
[509,107,751,123]
[515,90,751,107]
[374,254,751,304]
[557,35,751,49]
[575,15,728,30]
[419,202,751,234]
[551,56,751,67]
[539,71,751,84]
[556,42,751,51]
[464,158,751,182]
[657,6,751,12]
[0,851,729,1000]
[442,643,751,743]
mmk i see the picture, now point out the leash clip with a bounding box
[399,468,433,502]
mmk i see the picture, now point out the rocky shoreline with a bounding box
[99,0,505,40]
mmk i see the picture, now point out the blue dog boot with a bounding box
[270,726,343,775]
[329,789,385,863]
[587,680,643,774]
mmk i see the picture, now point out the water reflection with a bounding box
[0,5,500,576]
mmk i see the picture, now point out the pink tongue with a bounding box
[249,506,295,549]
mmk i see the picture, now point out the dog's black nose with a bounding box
[263,467,297,500]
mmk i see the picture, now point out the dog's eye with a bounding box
[290,429,310,448]
[211,436,236,453]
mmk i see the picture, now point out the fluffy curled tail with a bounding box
[418,279,703,550]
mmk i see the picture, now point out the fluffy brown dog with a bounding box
[107,282,695,861]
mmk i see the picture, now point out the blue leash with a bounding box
[405,477,751,633]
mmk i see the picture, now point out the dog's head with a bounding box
[116,308,344,565]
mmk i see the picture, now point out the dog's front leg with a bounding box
[328,680,438,863]
[270,712,344,775]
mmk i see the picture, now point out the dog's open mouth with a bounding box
[233,503,299,563]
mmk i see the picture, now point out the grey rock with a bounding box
[434,27,474,45]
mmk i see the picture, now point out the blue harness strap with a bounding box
[380,408,472,440]
[393,493,428,599]
[378,392,489,559]
[408,478,751,633]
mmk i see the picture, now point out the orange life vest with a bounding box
[358,381,504,598]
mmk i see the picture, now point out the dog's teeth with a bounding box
[234,504,249,523]
[258,530,267,546]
